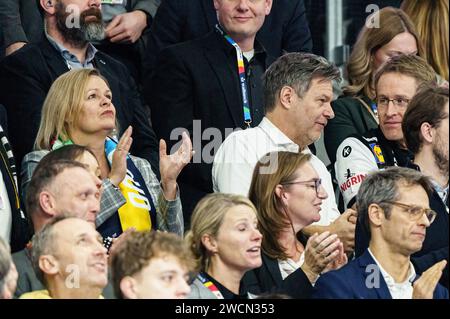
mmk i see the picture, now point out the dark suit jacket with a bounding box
[0,124,30,252]
[148,30,275,221]
[241,253,313,299]
[0,38,159,173]
[142,0,312,79]
[313,250,449,299]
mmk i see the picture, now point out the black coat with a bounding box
[0,123,30,252]
[142,0,312,79]
[241,253,313,299]
[147,31,275,222]
[0,38,159,173]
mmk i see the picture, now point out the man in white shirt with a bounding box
[314,167,448,299]
[213,52,356,252]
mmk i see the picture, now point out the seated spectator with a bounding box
[0,121,29,253]
[22,144,101,201]
[0,237,18,299]
[401,85,448,287]
[335,54,436,209]
[24,68,191,240]
[313,167,448,299]
[186,193,262,299]
[20,216,108,299]
[147,0,276,223]
[0,0,161,84]
[401,0,449,82]
[111,230,194,299]
[243,151,347,299]
[0,0,159,173]
[213,52,356,253]
[324,7,423,166]
[13,159,103,298]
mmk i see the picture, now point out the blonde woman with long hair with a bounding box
[401,0,449,81]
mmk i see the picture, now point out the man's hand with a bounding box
[328,209,357,253]
[105,11,147,43]
[413,260,447,299]
[5,42,27,56]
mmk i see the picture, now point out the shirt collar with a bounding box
[45,31,98,66]
[258,117,300,153]
[368,248,416,286]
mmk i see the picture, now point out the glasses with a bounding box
[376,97,410,108]
[281,178,322,196]
[383,201,437,224]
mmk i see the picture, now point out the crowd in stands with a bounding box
[0,0,448,300]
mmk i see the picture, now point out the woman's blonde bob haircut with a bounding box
[34,68,111,150]
[185,193,258,273]
[248,151,311,260]
[344,6,424,99]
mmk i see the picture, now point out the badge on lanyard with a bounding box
[101,0,125,5]
[369,143,385,165]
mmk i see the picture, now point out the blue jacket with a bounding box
[313,250,449,299]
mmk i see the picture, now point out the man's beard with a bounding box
[432,133,449,179]
[55,3,105,48]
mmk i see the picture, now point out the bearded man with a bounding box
[0,0,159,175]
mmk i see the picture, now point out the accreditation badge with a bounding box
[369,143,385,165]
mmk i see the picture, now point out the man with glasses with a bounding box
[313,167,448,299]
[334,54,437,210]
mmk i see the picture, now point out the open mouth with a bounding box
[93,262,106,272]
[247,246,261,254]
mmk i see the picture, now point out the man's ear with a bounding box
[40,0,56,15]
[265,0,273,15]
[201,234,218,254]
[120,276,138,299]
[420,122,433,144]
[39,255,59,277]
[279,86,295,110]
[39,191,57,217]
[368,203,384,228]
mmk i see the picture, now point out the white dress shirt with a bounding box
[212,117,340,226]
[368,248,416,299]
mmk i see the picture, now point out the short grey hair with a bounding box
[357,167,433,236]
[30,215,72,285]
[263,52,341,112]
[0,237,12,296]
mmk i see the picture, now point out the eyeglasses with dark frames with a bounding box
[376,97,410,108]
[281,178,323,196]
[383,201,437,224]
